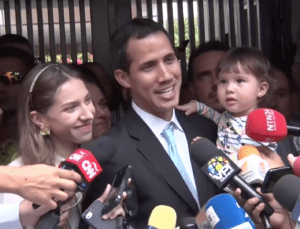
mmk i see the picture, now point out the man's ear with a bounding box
[29,111,47,130]
[115,69,131,89]
[258,81,269,98]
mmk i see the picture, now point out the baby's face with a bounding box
[217,63,263,117]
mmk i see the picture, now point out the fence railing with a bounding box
[0,0,291,77]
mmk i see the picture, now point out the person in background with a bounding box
[291,28,300,153]
[1,64,127,228]
[0,47,35,165]
[270,67,294,123]
[0,34,33,55]
[184,40,230,112]
[269,66,299,164]
[68,64,112,140]
[81,62,124,124]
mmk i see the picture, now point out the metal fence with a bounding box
[0,0,291,77]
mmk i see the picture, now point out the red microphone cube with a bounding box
[246,108,287,142]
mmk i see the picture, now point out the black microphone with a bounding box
[36,136,116,229]
[287,125,300,136]
[190,138,274,227]
[273,174,300,212]
[273,174,300,228]
[178,217,198,229]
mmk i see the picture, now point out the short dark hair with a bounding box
[0,46,35,70]
[187,40,230,82]
[0,34,32,54]
[217,46,274,108]
[110,18,174,73]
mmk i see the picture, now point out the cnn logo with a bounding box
[81,160,100,179]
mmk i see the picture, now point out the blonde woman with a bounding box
[1,64,126,228]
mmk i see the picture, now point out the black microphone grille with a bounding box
[273,174,300,212]
[190,137,222,167]
[178,217,198,229]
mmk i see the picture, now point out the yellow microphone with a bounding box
[147,205,177,229]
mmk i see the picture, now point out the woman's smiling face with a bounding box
[41,78,95,147]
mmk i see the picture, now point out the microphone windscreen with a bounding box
[178,217,197,229]
[65,149,103,183]
[147,205,177,229]
[246,108,287,142]
[205,194,256,229]
[293,156,300,177]
[238,145,260,160]
[273,174,300,211]
[191,137,241,189]
[190,138,223,167]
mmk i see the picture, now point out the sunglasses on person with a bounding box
[0,71,26,85]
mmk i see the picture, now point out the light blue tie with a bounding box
[161,122,200,209]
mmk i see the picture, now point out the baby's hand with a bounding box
[176,101,198,116]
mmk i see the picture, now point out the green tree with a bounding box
[170,18,200,60]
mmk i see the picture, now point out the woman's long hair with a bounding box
[18,64,84,165]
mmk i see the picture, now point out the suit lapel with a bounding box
[125,108,199,213]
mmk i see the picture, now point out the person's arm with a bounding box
[195,101,222,124]
[0,164,82,209]
[177,100,222,124]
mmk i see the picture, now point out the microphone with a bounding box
[205,193,256,229]
[246,108,300,143]
[246,108,287,142]
[147,205,177,229]
[273,174,300,227]
[287,125,300,136]
[236,145,269,186]
[178,217,197,229]
[37,136,116,229]
[191,138,274,226]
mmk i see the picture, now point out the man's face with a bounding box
[192,51,226,112]
[118,32,182,121]
[270,70,292,122]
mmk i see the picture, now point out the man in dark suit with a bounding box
[83,18,219,227]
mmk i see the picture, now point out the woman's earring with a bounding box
[40,125,51,136]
